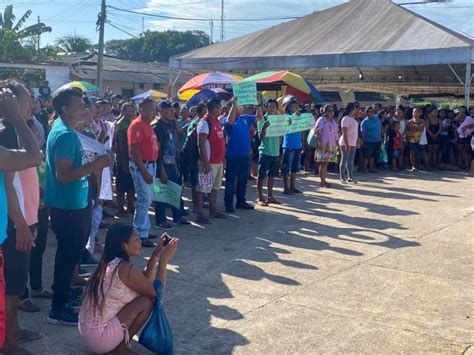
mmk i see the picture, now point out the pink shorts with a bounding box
[79,316,129,353]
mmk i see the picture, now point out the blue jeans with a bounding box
[439,134,451,164]
[155,164,182,225]
[282,149,301,173]
[130,161,156,240]
[340,147,356,181]
[224,156,249,207]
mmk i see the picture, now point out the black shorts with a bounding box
[116,168,135,193]
[4,223,33,296]
[258,154,279,180]
[364,142,381,160]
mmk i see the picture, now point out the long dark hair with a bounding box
[84,223,134,315]
[344,103,356,116]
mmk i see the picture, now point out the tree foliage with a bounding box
[0,4,52,60]
[56,34,93,53]
[105,30,210,63]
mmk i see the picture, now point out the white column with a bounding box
[465,61,471,107]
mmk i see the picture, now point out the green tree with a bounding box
[0,4,52,60]
[105,30,210,63]
[56,34,93,53]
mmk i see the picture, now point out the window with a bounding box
[153,83,163,90]
[121,88,134,99]
[139,83,145,89]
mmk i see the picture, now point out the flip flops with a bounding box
[18,299,40,313]
[16,329,43,344]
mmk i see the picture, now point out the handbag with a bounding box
[139,280,173,355]
[307,128,318,149]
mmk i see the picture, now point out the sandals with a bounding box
[283,189,294,195]
[16,329,43,344]
[267,198,282,205]
[292,188,302,193]
[18,298,40,313]
[31,289,53,299]
[257,200,268,207]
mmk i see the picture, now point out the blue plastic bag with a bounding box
[139,280,173,354]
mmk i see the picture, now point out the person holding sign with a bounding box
[152,100,190,230]
[223,98,261,212]
[257,99,282,206]
[314,105,340,188]
[282,97,303,195]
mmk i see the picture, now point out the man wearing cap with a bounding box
[223,101,262,212]
[127,98,159,247]
[153,100,190,229]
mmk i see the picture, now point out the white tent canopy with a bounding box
[170,0,473,104]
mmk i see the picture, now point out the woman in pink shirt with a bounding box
[338,103,359,183]
[79,224,178,354]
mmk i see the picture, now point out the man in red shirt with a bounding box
[195,98,236,223]
[127,98,159,247]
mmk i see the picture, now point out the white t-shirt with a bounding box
[419,127,428,145]
[197,119,211,160]
[339,115,359,147]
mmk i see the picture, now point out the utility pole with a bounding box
[97,0,106,94]
[220,0,224,42]
[142,16,145,33]
[37,16,40,59]
[210,19,214,43]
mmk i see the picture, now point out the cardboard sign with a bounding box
[153,180,182,209]
[287,113,315,134]
[264,115,290,137]
[232,82,258,106]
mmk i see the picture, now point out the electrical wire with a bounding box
[106,20,139,38]
[108,5,302,22]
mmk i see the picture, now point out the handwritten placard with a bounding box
[99,167,113,200]
[152,180,183,209]
[287,113,315,134]
[264,115,290,137]
[232,82,258,106]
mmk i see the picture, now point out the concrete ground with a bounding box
[18,170,473,354]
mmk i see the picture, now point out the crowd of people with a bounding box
[0,78,473,354]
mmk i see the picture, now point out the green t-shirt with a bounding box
[44,118,89,210]
[258,118,280,157]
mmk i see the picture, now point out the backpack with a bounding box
[182,118,212,167]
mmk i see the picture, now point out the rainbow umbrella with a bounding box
[243,71,324,103]
[56,81,98,94]
[178,72,242,98]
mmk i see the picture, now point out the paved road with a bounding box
[19,170,474,354]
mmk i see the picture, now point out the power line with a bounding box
[107,5,302,22]
[106,20,139,38]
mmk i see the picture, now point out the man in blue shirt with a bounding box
[282,97,303,194]
[361,106,382,173]
[223,102,262,213]
[45,88,111,326]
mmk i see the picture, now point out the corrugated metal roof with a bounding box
[170,0,473,71]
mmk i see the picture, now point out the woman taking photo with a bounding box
[314,104,340,187]
[339,103,358,183]
[79,224,178,355]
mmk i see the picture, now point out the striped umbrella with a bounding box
[178,72,242,100]
[243,71,324,103]
[56,81,98,94]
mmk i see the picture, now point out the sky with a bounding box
[3,0,473,46]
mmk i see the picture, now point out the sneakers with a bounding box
[225,205,235,213]
[47,307,78,326]
[236,202,255,210]
[156,222,174,231]
[141,238,156,248]
[67,296,82,313]
[174,219,191,226]
[78,268,91,278]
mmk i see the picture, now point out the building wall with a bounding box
[45,66,70,91]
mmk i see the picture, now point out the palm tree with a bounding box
[0,4,52,39]
[56,35,93,53]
